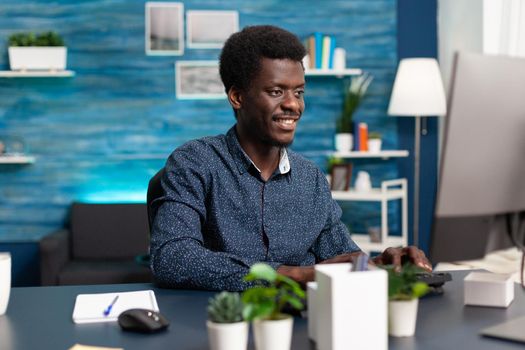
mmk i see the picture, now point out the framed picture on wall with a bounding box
[186,10,239,49]
[331,164,353,191]
[145,2,184,55]
[175,61,226,99]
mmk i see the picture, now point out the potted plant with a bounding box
[7,31,67,71]
[383,263,429,337]
[335,73,373,152]
[242,263,305,350]
[367,132,382,153]
[207,291,248,350]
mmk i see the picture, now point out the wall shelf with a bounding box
[0,70,75,78]
[330,150,409,159]
[305,68,362,77]
[332,178,408,254]
[0,155,36,164]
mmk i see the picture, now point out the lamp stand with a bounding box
[413,116,421,247]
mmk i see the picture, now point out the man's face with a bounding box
[234,58,305,148]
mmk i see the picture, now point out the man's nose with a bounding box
[281,91,303,113]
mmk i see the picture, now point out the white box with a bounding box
[315,263,387,350]
[464,272,514,308]
[307,282,318,341]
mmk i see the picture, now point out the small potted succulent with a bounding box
[367,132,382,153]
[383,263,429,337]
[335,73,373,152]
[7,31,67,71]
[207,291,248,350]
[242,263,305,350]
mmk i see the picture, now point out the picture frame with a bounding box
[331,164,353,191]
[186,10,239,49]
[145,2,184,56]
[175,61,226,99]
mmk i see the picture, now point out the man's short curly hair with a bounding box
[219,25,306,94]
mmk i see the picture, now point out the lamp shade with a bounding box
[388,58,447,117]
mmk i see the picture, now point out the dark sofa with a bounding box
[40,202,152,286]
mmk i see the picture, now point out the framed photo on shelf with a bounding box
[145,2,184,55]
[186,10,239,49]
[175,61,226,99]
[331,164,352,191]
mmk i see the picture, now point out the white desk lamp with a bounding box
[388,58,447,247]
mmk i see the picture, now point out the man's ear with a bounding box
[228,86,243,111]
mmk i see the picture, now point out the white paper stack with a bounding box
[72,290,159,324]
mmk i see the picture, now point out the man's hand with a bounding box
[276,265,315,287]
[372,246,432,272]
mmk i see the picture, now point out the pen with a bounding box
[103,295,119,316]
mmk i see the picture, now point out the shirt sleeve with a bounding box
[310,168,362,261]
[149,146,280,291]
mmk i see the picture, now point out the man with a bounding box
[150,25,431,291]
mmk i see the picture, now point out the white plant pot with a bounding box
[0,253,11,315]
[8,47,67,71]
[206,320,249,350]
[253,316,293,350]
[388,299,419,337]
[335,133,353,152]
[367,139,382,153]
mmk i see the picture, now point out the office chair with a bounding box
[147,167,165,231]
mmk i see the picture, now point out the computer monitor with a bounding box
[430,52,525,263]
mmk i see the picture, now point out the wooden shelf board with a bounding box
[305,68,362,77]
[0,155,36,164]
[0,70,75,78]
[330,150,409,159]
[351,234,406,252]
[332,188,405,201]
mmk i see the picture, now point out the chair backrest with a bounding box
[71,202,149,259]
[147,167,165,233]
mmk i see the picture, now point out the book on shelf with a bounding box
[305,33,337,70]
[358,123,369,152]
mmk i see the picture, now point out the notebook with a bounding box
[72,290,159,324]
[480,315,525,344]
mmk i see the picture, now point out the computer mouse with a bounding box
[118,308,169,333]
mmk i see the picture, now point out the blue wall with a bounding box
[0,0,400,243]
[397,0,439,253]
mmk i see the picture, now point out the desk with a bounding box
[1,271,524,349]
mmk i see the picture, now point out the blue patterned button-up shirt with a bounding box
[150,126,360,291]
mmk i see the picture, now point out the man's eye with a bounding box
[269,90,282,96]
[295,90,305,98]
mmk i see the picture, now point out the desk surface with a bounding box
[1,270,524,350]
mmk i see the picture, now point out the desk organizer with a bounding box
[313,263,387,350]
[464,272,514,308]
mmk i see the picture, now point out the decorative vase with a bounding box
[206,320,249,350]
[388,299,419,337]
[253,316,293,350]
[367,139,382,153]
[354,171,372,192]
[335,133,353,152]
[8,47,67,71]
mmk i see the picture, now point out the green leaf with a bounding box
[248,263,277,282]
[412,282,429,298]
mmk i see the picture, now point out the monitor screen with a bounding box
[431,52,525,262]
[436,52,525,217]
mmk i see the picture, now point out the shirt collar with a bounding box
[226,126,291,175]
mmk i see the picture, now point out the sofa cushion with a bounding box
[58,260,152,285]
[71,203,149,259]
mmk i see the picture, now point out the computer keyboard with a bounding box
[416,272,452,295]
